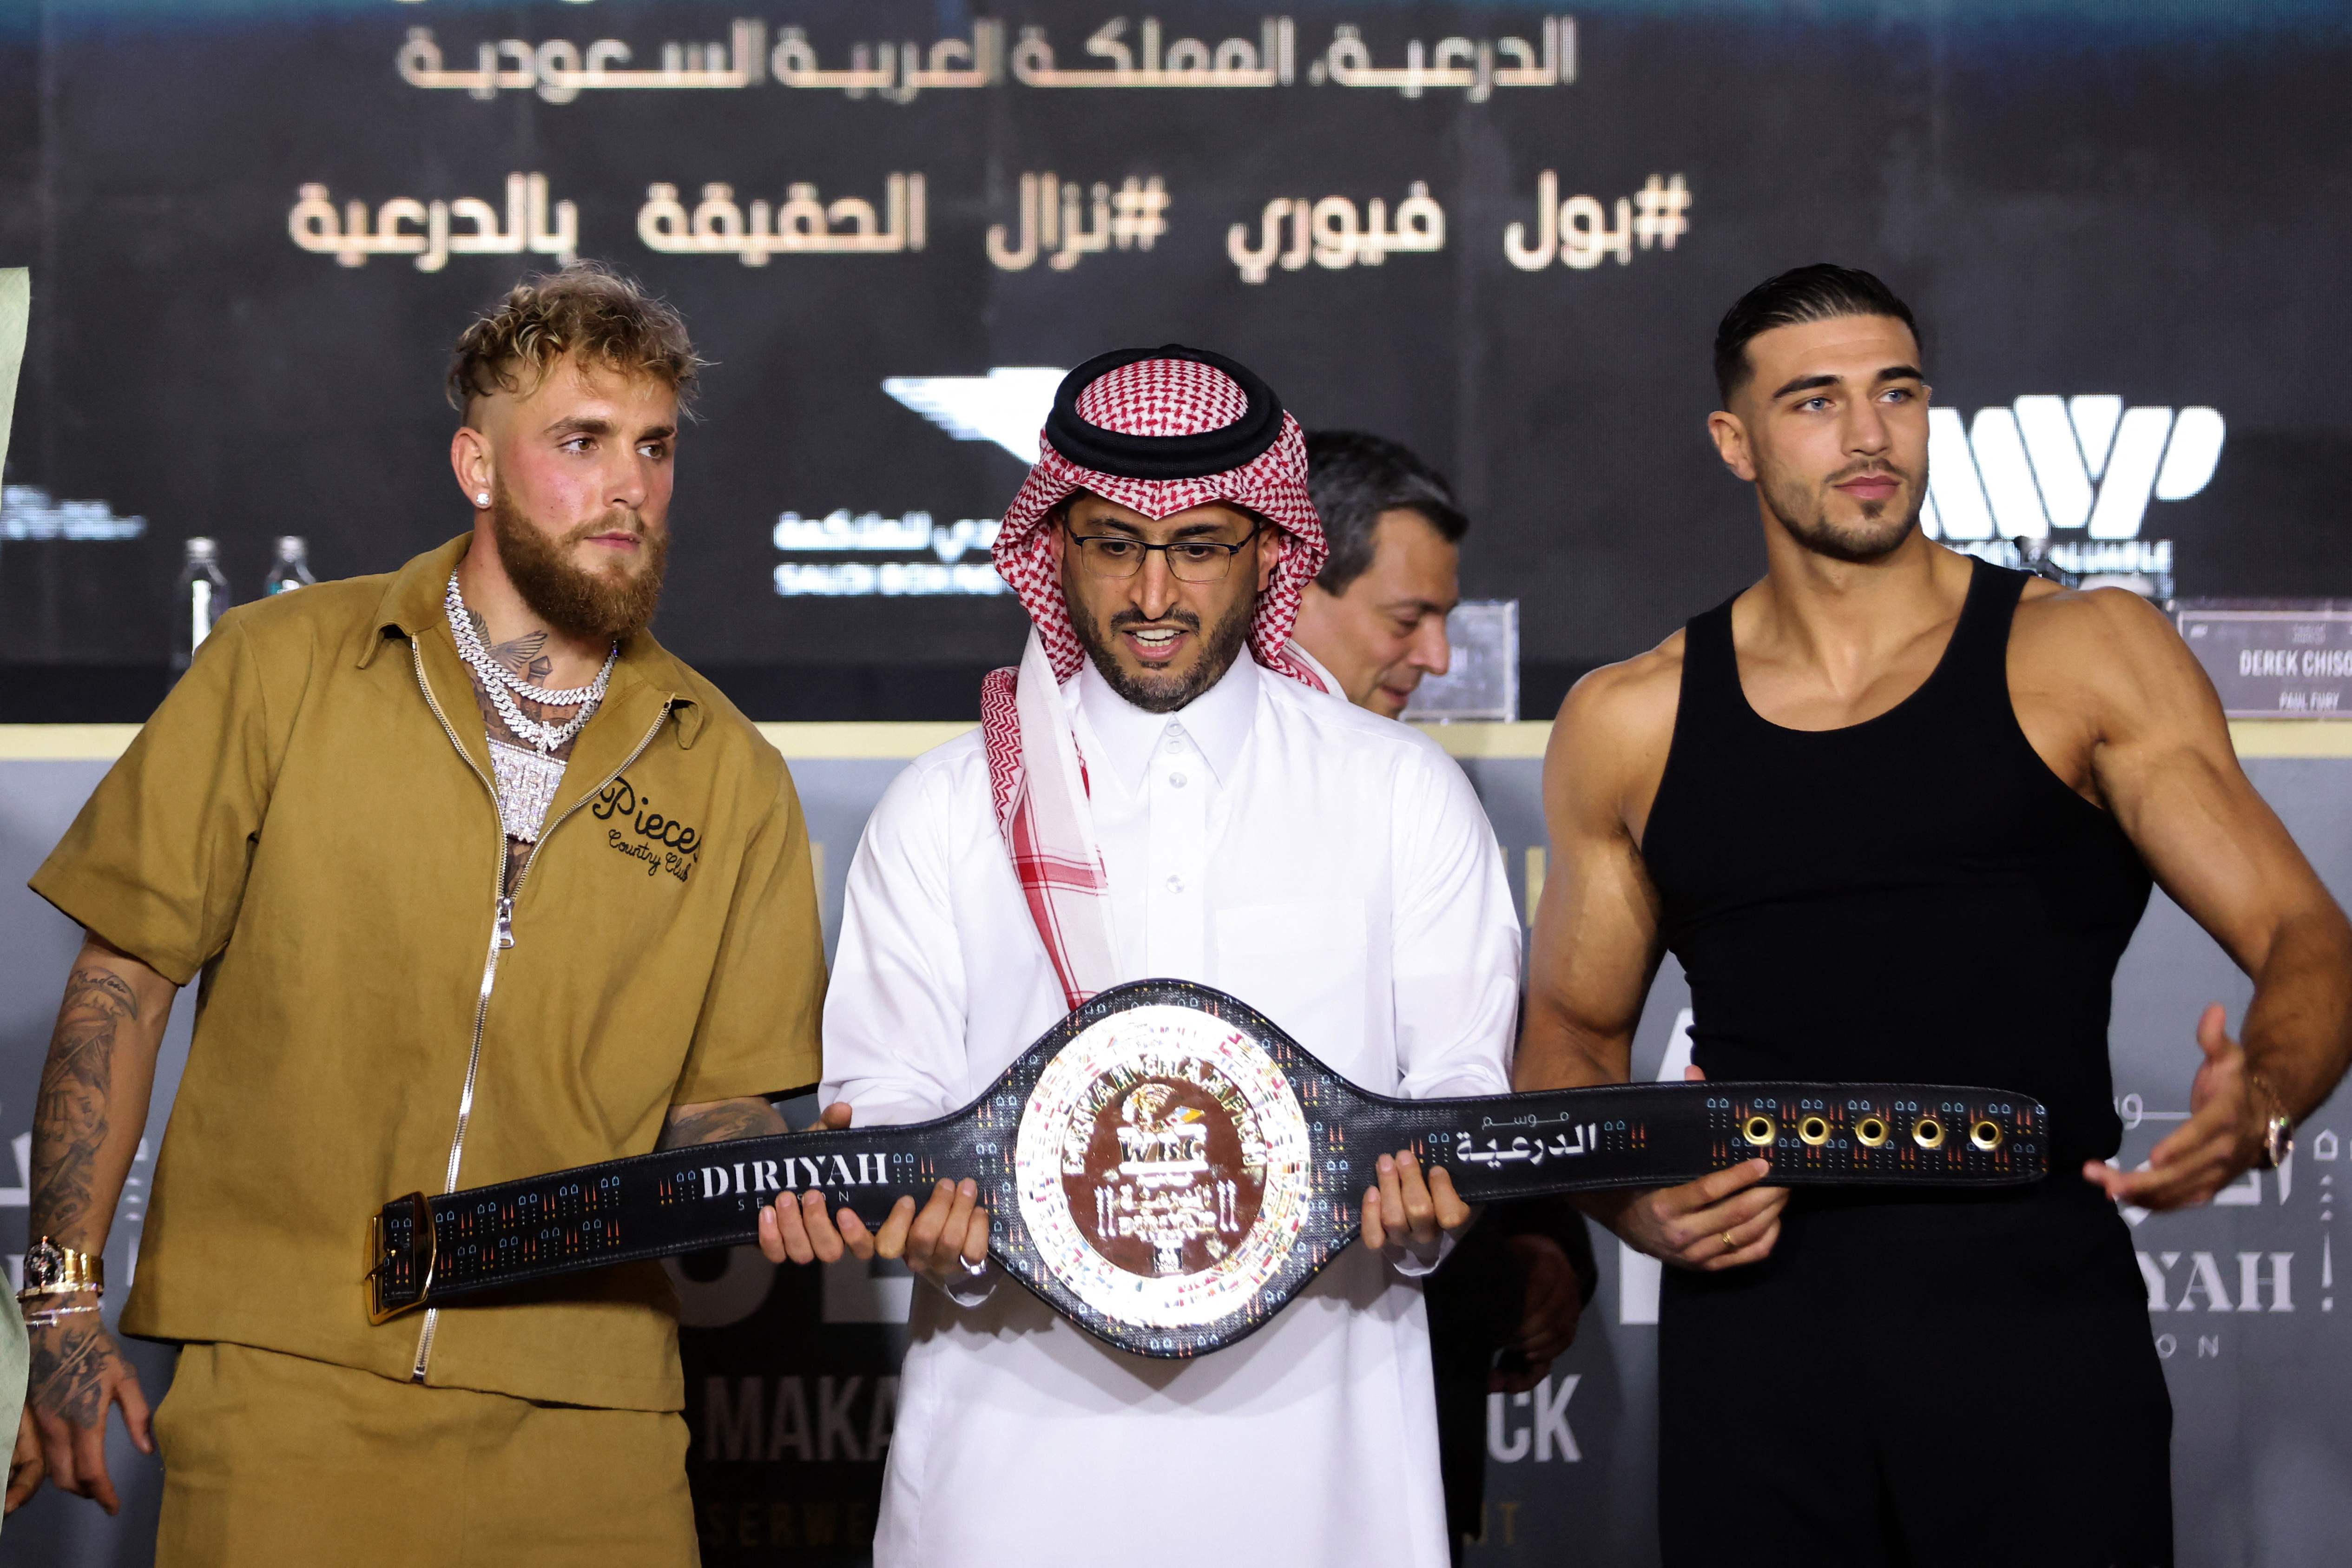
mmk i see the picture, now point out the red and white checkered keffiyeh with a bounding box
[982,350,1332,1008]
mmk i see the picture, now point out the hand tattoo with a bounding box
[28,1317,125,1428]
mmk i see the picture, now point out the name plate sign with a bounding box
[2178,600,2352,717]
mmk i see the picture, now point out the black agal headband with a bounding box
[1043,343,1288,480]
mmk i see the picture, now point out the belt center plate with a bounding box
[1015,1002,1314,1328]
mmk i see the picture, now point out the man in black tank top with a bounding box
[1518,265,2352,1568]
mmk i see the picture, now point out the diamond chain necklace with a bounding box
[445,573,616,756]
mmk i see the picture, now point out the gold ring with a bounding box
[1721,1229,1739,1251]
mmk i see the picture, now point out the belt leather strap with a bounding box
[369,979,2046,1357]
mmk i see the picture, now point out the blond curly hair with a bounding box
[446,262,702,419]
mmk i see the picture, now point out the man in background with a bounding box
[1292,430,1466,716]
[1298,430,1597,1563]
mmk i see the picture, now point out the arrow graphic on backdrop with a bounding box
[882,367,1068,462]
[883,376,2224,545]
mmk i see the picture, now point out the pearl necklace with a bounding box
[444,573,616,756]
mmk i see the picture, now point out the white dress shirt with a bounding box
[823,652,1522,1568]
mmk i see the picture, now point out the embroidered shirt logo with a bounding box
[592,776,702,883]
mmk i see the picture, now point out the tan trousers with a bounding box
[153,1342,698,1567]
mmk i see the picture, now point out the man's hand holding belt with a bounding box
[1360,1147,1477,1275]
[755,1102,994,1300]
[1577,1066,1791,1273]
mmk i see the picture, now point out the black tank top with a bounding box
[1641,560,2151,1167]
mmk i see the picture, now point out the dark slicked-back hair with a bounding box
[448,262,702,419]
[1304,431,1468,596]
[1713,264,1920,407]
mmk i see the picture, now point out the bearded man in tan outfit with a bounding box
[15,264,825,1564]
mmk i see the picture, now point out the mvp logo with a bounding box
[1923,396,2222,542]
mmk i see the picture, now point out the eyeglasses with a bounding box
[1065,523,1264,583]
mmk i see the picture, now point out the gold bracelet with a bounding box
[18,1237,104,1301]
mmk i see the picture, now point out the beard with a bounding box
[1761,456,1924,565]
[490,486,668,643]
[1064,568,1257,716]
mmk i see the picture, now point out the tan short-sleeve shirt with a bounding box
[31,535,825,1410]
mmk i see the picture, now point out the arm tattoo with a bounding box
[658,1098,789,1150]
[29,966,139,1245]
[27,966,142,1428]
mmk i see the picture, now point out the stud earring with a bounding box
[475,493,489,507]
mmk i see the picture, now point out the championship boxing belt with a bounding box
[368,979,2046,1357]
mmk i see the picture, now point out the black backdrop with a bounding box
[4,0,2349,713]
[6,7,2352,1566]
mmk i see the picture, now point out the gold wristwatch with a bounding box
[19,1237,103,1299]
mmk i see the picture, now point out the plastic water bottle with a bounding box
[264,535,316,595]
[172,537,231,668]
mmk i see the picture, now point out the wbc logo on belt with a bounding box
[1086,1080,1252,1272]
[1020,1010,1316,1329]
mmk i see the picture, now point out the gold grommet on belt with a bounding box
[1854,1114,1890,1148]
[1970,1119,2003,1151]
[1912,1114,1946,1150]
[1742,1113,1778,1147]
[1798,1114,1830,1147]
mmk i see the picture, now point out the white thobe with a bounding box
[822,652,1522,1568]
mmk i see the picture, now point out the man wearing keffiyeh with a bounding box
[760,346,1522,1568]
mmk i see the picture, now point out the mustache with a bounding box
[563,509,654,546]
[1108,607,1201,632]
[1826,461,1912,487]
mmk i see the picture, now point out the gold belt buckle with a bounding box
[364,1192,436,1325]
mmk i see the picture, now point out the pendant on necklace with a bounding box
[488,738,567,843]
